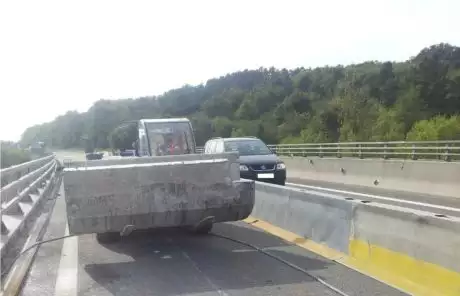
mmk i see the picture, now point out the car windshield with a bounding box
[224,139,273,156]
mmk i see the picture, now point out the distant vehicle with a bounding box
[203,137,286,186]
[119,149,136,157]
[85,152,104,160]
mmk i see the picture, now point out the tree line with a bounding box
[20,43,460,151]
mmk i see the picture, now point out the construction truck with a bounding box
[62,118,255,243]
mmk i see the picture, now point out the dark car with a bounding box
[203,137,286,185]
[85,152,104,160]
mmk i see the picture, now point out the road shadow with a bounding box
[82,222,332,295]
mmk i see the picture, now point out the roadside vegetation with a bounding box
[20,43,460,151]
[1,141,31,169]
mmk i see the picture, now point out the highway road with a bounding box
[13,150,457,295]
[19,182,407,296]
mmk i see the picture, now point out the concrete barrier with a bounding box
[62,153,240,181]
[251,182,460,296]
[63,156,255,234]
[281,156,460,198]
[253,183,353,254]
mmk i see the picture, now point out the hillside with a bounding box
[21,43,460,149]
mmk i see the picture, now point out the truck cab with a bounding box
[137,118,197,157]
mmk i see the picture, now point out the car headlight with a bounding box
[239,164,249,171]
[276,163,286,170]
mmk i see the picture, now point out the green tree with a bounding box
[20,43,460,148]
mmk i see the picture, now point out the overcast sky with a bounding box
[0,0,459,141]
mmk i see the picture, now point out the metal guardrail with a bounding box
[1,154,58,265]
[267,141,460,161]
[0,154,54,187]
[197,140,460,161]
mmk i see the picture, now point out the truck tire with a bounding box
[194,223,213,235]
[96,232,120,244]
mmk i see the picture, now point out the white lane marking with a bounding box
[286,182,460,213]
[231,249,255,253]
[54,224,78,296]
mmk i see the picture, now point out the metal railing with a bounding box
[1,154,58,268]
[1,154,54,187]
[197,140,460,161]
[267,140,460,161]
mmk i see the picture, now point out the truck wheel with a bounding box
[192,216,214,235]
[96,232,120,244]
[194,223,213,235]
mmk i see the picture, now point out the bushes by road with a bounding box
[1,142,31,169]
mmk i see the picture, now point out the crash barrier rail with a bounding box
[1,154,58,270]
[0,154,55,188]
[251,182,460,296]
[267,140,460,161]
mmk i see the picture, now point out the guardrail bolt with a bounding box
[444,144,451,162]
[411,144,417,160]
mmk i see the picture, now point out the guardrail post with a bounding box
[319,145,323,158]
[444,144,451,162]
[358,144,363,159]
[383,144,388,159]
[337,144,342,158]
[411,144,417,160]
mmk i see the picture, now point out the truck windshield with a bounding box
[224,139,273,156]
[145,122,194,156]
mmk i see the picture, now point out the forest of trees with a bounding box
[20,43,460,151]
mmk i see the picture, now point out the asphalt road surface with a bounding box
[19,183,406,296]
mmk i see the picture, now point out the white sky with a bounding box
[0,0,459,141]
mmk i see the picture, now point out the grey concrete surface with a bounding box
[287,178,460,217]
[282,157,460,198]
[63,158,255,234]
[353,201,460,274]
[19,183,406,296]
[253,183,353,254]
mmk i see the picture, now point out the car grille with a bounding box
[249,164,275,171]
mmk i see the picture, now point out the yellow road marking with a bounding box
[244,216,460,296]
